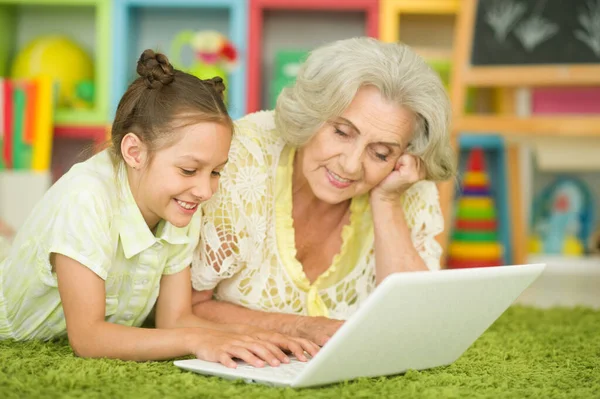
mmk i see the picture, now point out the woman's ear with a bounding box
[121,133,147,170]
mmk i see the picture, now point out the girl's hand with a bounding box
[371,154,425,204]
[228,324,320,361]
[189,328,295,368]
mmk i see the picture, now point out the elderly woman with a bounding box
[191,37,455,346]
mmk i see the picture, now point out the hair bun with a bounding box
[204,76,226,99]
[137,49,175,89]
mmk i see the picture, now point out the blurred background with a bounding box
[0,0,598,308]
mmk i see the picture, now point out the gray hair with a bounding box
[274,37,456,181]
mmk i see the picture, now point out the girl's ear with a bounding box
[121,133,148,170]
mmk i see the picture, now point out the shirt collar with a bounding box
[116,162,191,259]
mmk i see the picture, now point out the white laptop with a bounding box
[175,263,546,388]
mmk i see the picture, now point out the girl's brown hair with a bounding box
[110,49,232,162]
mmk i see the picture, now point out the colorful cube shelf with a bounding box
[0,0,111,128]
[247,0,379,113]
[111,0,248,120]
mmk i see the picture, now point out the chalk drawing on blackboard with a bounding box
[513,0,559,52]
[574,0,600,57]
[484,0,527,42]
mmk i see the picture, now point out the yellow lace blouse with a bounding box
[191,111,443,319]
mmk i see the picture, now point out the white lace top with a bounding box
[191,111,444,320]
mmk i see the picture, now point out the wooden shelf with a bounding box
[463,65,600,87]
[454,115,600,136]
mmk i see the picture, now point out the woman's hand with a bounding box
[227,324,320,361]
[371,154,425,203]
[286,316,344,347]
[189,328,296,368]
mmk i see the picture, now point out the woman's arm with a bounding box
[54,254,305,366]
[192,290,343,347]
[370,154,431,284]
[370,199,427,284]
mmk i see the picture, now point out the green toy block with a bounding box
[270,50,308,108]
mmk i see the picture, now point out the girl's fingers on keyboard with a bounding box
[245,342,283,367]
[218,352,238,369]
[251,341,286,366]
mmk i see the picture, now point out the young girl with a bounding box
[0,50,318,367]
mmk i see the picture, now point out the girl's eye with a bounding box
[180,168,196,176]
[375,153,388,161]
[211,171,222,177]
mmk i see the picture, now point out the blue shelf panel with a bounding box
[111,0,247,121]
[456,134,512,264]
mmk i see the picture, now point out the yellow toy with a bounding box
[11,36,94,109]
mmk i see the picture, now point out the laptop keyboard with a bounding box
[234,357,309,380]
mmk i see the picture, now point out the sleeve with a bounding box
[163,212,202,275]
[190,210,242,291]
[191,112,275,291]
[402,181,444,271]
[46,189,114,281]
[190,138,245,292]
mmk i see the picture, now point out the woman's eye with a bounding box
[211,171,222,177]
[334,128,348,137]
[375,153,388,161]
[180,168,196,176]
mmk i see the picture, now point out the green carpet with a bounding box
[1,306,599,398]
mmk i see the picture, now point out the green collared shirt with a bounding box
[0,150,201,340]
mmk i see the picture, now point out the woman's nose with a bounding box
[339,148,363,177]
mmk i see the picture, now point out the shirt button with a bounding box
[124,313,134,320]
[140,279,149,285]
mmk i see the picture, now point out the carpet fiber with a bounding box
[1,306,599,398]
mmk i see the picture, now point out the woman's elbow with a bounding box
[191,289,214,317]
[191,289,214,307]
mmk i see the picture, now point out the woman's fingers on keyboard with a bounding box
[293,338,320,358]
[228,346,265,368]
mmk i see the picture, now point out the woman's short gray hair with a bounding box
[274,37,456,181]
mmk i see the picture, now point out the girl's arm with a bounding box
[156,267,319,359]
[54,253,304,366]
[192,289,343,347]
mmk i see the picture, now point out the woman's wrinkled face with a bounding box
[296,86,416,204]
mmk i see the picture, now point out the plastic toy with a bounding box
[447,147,504,268]
[11,36,94,109]
[529,177,595,256]
[171,30,237,102]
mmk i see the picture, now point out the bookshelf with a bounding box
[247,0,379,113]
[110,0,248,121]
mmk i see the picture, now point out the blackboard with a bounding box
[471,0,600,65]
